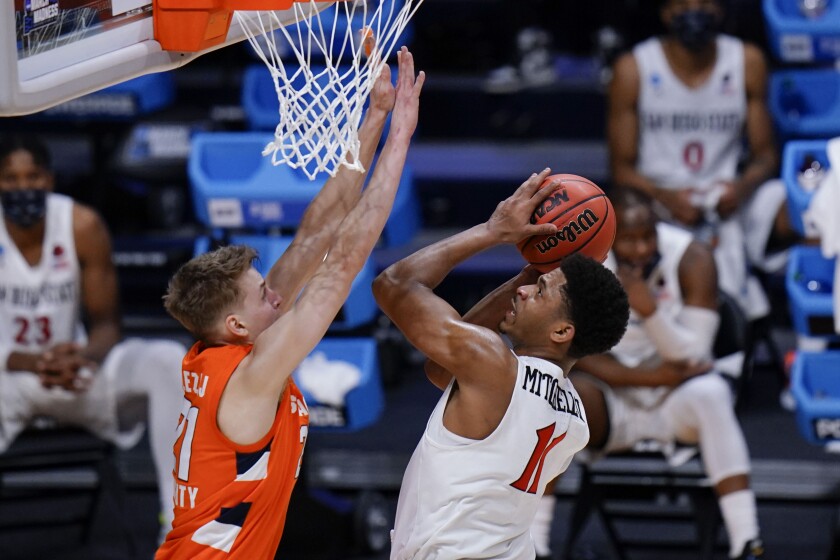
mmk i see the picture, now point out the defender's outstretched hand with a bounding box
[369,63,395,115]
[486,168,560,244]
[389,47,425,140]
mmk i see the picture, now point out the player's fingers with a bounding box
[58,342,81,354]
[534,168,553,187]
[524,169,553,199]
[533,178,561,204]
[34,356,48,373]
[526,223,558,237]
[519,169,546,194]
[398,47,413,86]
[395,50,403,85]
[405,52,417,89]
[535,167,552,184]
[378,63,391,85]
[413,70,426,95]
[519,173,538,191]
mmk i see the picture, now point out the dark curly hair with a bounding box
[610,186,654,216]
[559,253,629,358]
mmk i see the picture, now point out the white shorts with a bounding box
[0,338,161,452]
[579,372,730,455]
[577,372,751,483]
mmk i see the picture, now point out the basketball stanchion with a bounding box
[154,0,424,179]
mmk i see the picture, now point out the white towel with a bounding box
[803,137,840,334]
[295,352,361,406]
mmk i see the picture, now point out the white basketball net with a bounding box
[235,0,423,179]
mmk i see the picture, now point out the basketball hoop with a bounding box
[155,0,423,179]
[235,0,423,178]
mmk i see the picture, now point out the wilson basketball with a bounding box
[517,174,616,272]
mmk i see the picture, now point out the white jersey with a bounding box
[390,355,589,560]
[635,35,746,193]
[602,223,693,410]
[605,222,693,369]
[0,194,83,363]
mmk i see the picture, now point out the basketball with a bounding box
[517,174,616,272]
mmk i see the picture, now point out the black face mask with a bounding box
[669,9,718,51]
[1,189,47,228]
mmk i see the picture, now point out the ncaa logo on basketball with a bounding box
[531,189,570,224]
[534,209,600,253]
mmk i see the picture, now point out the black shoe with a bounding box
[734,538,765,559]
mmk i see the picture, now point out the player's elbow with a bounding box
[372,267,401,312]
[424,360,451,391]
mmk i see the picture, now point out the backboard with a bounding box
[1,0,333,116]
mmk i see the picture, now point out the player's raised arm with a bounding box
[423,266,541,390]
[245,48,424,397]
[266,65,397,311]
[373,170,559,388]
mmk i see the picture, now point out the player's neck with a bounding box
[661,37,717,82]
[5,218,46,266]
[515,347,575,378]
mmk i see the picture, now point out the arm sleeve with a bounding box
[641,305,720,362]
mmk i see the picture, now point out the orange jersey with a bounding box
[156,342,309,560]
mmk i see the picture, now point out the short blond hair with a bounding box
[164,245,257,340]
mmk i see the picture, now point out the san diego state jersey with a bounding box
[0,194,82,363]
[156,342,309,559]
[635,35,746,192]
[390,354,589,560]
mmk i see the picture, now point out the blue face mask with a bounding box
[1,189,47,228]
[669,9,718,51]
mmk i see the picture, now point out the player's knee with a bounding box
[682,373,733,412]
[142,340,187,383]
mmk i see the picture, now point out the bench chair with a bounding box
[562,291,751,560]
[0,425,134,558]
